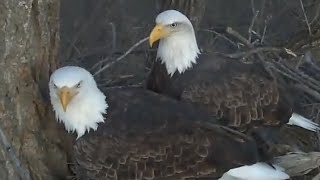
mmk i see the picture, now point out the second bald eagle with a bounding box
[147,10,319,131]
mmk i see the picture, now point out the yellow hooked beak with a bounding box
[149,24,170,47]
[58,87,78,112]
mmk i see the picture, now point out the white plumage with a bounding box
[219,162,289,180]
[156,10,192,26]
[155,10,200,76]
[287,112,319,132]
[49,66,108,139]
[153,10,320,133]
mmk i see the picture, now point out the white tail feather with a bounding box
[287,113,319,132]
[219,162,289,180]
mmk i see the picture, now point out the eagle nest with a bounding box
[220,26,320,124]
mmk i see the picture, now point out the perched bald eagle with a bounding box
[49,66,290,180]
[147,10,319,132]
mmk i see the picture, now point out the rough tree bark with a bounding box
[0,0,70,179]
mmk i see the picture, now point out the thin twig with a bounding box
[310,2,320,25]
[299,0,312,36]
[272,58,320,92]
[109,22,117,53]
[260,0,266,19]
[100,83,143,90]
[222,47,282,59]
[226,27,253,48]
[0,126,31,180]
[293,81,320,102]
[63,46,109,63]
[67,38,82,57]
[90,57,111,71]
[200,29,238,47]
[295,55,304,69]
[90,22,117,72]
[261,16,270,44]
[226,26,276,75]
[250,0,256,15]
[248,10,259,43]
[93,37,149,76]
[64,1,104,60]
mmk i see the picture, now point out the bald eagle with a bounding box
[147,10,319,132]
[49,66,289,180]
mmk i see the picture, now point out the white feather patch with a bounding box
[155,10,200,76]
[219,162,289,180]
[157,32,200,76]
[49,66,108,139]
[287,113,320,132]
[52,90,107,139]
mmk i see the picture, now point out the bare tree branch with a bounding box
[109,22,117,53]
[299,0,312,36]
[200,29,238,47]
[248,10,259,43]
[226,27,253,48]
[64,1,104,60]
[93,37,149,76]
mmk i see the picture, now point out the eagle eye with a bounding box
[170,23,177,27]
[75,81,82,88]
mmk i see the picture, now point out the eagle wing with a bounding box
[181,66,281,127]
[73,87,260,180]
[147,54,290,128]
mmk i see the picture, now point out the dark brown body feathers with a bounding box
[73,87,260,180]
[71,87,316,179]
[147,53,292,128]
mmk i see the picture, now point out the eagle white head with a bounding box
[49,66,108,139]
[149,10,200,76]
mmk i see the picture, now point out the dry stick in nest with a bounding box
[200,29,238,48]
[93,37,149,76]
[109,22,117,53]
[222,47,282,59]
[64,0,104,61]
[0,126,31,180]
[274,64,320,102]
[299,0,312,36]
[295,84,320,102]
[225,26,279,78]
[248,10,260,43]
[273,57,320,92]
[226,23,320,113]
[91,57,111,72]
[310,2,320,25]
[91,22,117,72]
[271,57,320,113]
[226,27,254,49]
[225,22,318,89]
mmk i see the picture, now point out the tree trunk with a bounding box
[0,0,70,179]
